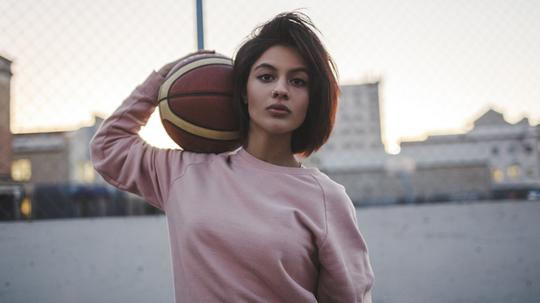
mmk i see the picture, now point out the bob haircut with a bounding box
[232,11,340,157]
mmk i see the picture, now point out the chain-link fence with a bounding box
[1,0,540,220]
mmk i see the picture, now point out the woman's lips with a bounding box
[266,104,291,116]
[268,108,290,116]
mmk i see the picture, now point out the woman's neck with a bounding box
[244,129,300,168]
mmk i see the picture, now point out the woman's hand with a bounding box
[158,50,216,78]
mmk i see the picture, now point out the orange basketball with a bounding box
[157,52,241,153]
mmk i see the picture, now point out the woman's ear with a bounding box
[242,92,248,104]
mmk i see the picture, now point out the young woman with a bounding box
[91,12,374,303]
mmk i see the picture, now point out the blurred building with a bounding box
[306,78,538,205]
[0,51,158,220]
[8,116,161,219]
[399,109,540,198]
[0,55,12,181]
[328,159,491,205]
[0,55,24,220]
[12,131,71,184]
[332,108,539,205]
[11,116,104,185]
[308,81,387,170]
[9,118,106,218]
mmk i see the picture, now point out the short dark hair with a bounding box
[232,11,340,157]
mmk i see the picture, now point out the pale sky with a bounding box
[1,0,539,153]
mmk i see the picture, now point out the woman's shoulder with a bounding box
[311,172,358,229]
[309,171,352,206]
[311,170,346,193]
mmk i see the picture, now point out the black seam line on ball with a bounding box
[158,92,233,102]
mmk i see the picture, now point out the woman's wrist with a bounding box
[157,65,173,78]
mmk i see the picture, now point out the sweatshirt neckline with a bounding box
[235,147,318,175]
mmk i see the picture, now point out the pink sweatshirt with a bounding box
[90,71,374,302]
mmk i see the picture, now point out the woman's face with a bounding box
[245,45,310,138]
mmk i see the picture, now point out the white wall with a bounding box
[1,201,539,303]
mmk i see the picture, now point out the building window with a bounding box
[523,143,533,155]
[491,168,503,183]
[20,197,32,218]
[491,146,499,156]
[507,164,521,180]
[78,161,95,183]
[11,159,32,181]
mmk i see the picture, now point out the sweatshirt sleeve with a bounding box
[90,71,206,211]
[316,183,375,303]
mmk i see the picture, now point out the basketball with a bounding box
[157,51,241,153]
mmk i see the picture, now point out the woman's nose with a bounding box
[272,79,289,100]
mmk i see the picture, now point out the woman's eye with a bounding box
[290,78,307,87]
[257,74,274,82]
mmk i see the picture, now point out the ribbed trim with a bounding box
[234,147,319,175]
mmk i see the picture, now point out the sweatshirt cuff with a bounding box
[138,70,167,105]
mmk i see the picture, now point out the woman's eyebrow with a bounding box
[253,63,276,71]
[253,63,308,74]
